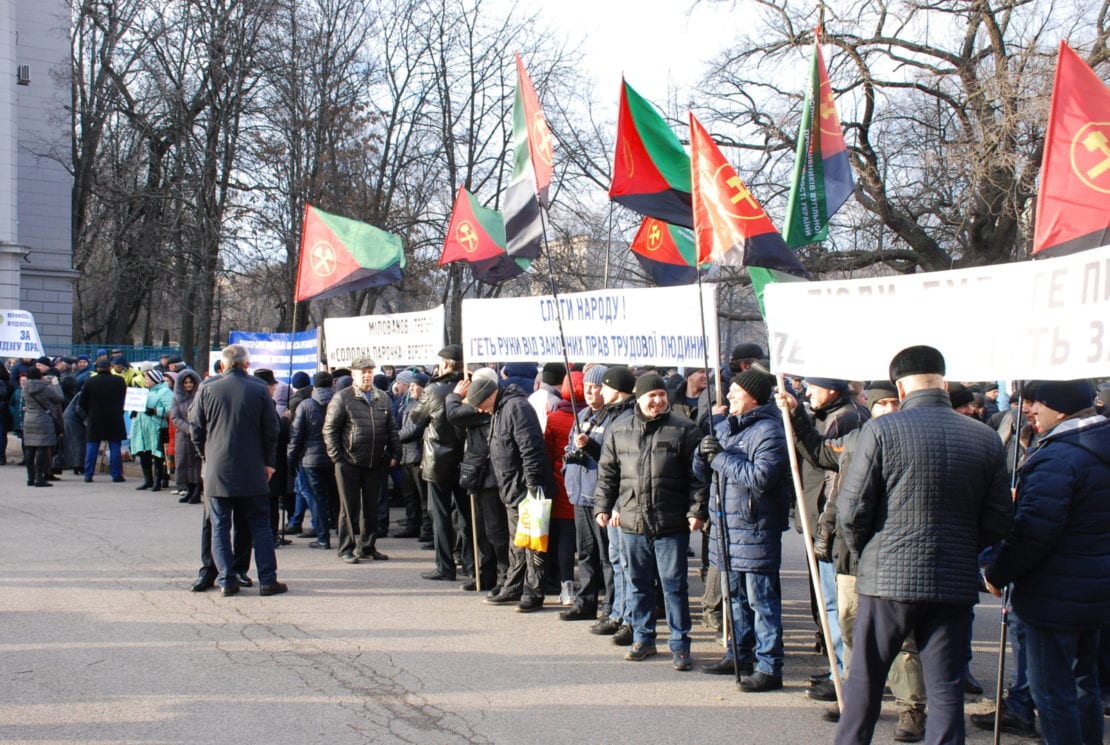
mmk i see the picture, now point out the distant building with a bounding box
[0,1,76,347]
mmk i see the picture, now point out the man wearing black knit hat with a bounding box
[835,346,1013,745]
[593,372,707,672]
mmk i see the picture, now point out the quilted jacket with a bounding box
[985,413,1110,630]
[838,387,1013,604]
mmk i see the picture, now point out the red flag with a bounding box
[689,114,809,277]
[294,205,404,302]
[1033,42,1110,256]
[514,52,554,204]
[440,187,509,265]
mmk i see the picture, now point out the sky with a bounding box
[529,0,741,111]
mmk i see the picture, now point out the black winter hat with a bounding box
[633,372,667,399]
[313,371,334,388]
[888,345,945,383]
[291,371,311,389]
[732,369,772,405]
[730,342,765,360]
[541,362,567,387]
[254,369,277,386]
[948,382,974,409]
[865,381,898,410]
[601,366,636,395]
[438,344,463,362]
[1035,380,1093,416]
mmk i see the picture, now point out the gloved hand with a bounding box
[145,407,156,417]
[813,530,833,563]
[699,435,722,460]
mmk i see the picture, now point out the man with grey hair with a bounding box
[322,355,400,564]
[189,344,286,596]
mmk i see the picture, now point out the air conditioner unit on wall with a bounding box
[16,65,30,86]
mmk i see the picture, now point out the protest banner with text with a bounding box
[323,306,445,369]
[228,329,319,384]
[0,309,45,357]
[763,244,1110,381]
[463,284,720,367]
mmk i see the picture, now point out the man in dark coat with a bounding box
[594,373,708,671]
[467,375,555,612]
[408,344,470,582]
[835,346,1013,745]
[78,360,127,483]
[695,370,790,691]
[288,371,337,550]
[189,344,285,597]
[321,356,400,564]
[984,380,1109,745]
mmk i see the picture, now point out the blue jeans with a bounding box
[727,570,784,675]
[622,530,691,653]
[85,440,122,480]
[289,467,309,527]
[210,494,277,587]
[819,559,844,674]
[301,465,333,541]
[1024,623,1103,745]
[607,524,627,622]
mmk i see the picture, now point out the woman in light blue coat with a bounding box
[131,369,173,491]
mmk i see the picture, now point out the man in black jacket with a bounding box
[835,346,1012,745]
[594,372,708,671]
[322,356,400,564]
[78,360,127,483]
[469,374,555,612]
[189,344,286,597]
[409,345,470,582]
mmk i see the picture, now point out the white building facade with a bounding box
[1,0,76,349]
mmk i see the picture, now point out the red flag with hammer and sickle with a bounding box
[1033,41,1110,256]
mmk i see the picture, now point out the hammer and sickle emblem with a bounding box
[532,113,554,166]
[457,220,479,253]
[310,241,337,277]
[819,81,842,136]
[1071,122,1110,195]
[646,222,663,251]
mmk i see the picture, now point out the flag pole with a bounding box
[695,269,743,679]
[537,204,580,422]
[777,372,843,708]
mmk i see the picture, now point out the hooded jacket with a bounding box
[170,370,203,483]
[288,385,336,469]
[985,413,1110,630]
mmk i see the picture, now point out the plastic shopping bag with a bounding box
[513,490,552,551]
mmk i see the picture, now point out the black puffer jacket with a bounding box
[321,385,400,468]
[488,385,554,506]
[408,370,464,484]
[288,386,336,469]
[593,407,708,537]
[445,391,498,492]
[838,387,1013,604]
[397,393,425,466]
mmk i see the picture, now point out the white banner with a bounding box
[463,284,720,367]
[0,309,45,357]
[123,388,148,413]
[764,244,1110,381]
[323,306,445,369]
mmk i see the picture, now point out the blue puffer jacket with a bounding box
[287,386,335,469]
[563,399,634,507]
[695,402,791,573]
[985,413,1110,631]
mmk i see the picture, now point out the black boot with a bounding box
[187,484,202,504]
[137,456,154,490]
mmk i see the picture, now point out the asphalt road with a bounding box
[1,463,1020,745]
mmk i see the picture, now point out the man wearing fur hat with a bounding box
[983,379,1108,745]
[835,346,1012,745]
[593,372,707,671]
[695,369,791,692]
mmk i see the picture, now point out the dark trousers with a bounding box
[406,464,431,539]
[573,503,612,613]
[210,493,276,587]
[474,487,508,589]
[334,461,386,557]
[23,445,50,483]
[428,480,471,578]
[199,494,252,580]
[137,451,165,488]
[836,595,971,745]
[503,501,546,600]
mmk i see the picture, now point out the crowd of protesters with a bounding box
[4,342,1108,745]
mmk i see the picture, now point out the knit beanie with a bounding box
[948,382,974,409]
[601,366,635,395]
[290,371,310,389]
[633,372,667,399]
[1035,380,1094,416]
[145,369,164,385]
[583,365,608,386]
[313,371,334,388]
[865,381,898,410]
[733,369,772,405]
[465,377,499,406]
[471,367,499,384]
[541,362,567,387]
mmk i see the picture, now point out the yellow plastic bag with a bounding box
[513,491,552,551]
